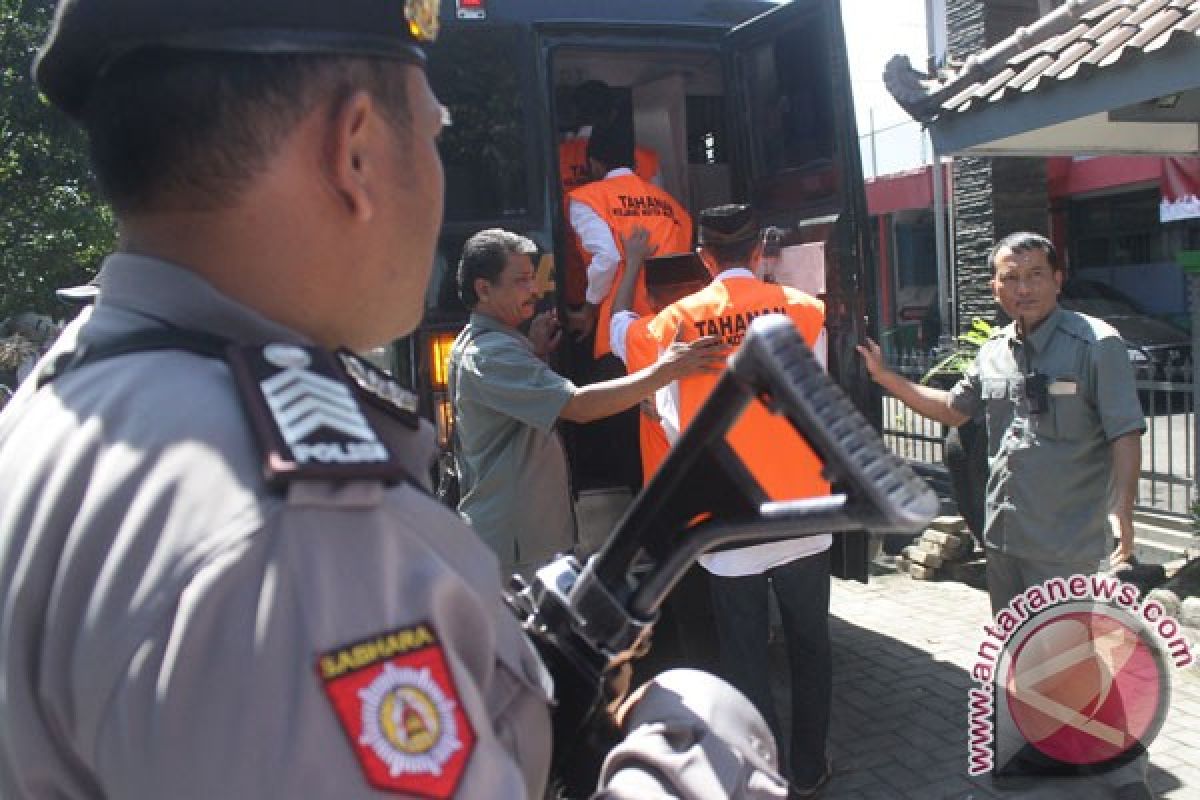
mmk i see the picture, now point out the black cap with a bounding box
[644,252,709,292]
[35,0,440,116]
[698,203,759,247]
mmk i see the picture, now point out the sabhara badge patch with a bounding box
[318,623,475,797]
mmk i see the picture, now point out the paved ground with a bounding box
[770,562,1200,800]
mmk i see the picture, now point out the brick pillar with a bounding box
[943,0,1049,330]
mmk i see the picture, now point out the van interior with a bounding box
[553,47,733,219]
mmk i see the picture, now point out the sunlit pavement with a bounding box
[769,563,1200,799]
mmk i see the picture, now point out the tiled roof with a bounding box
[902,0,1200,121]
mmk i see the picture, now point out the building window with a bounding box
[1069,189,1164,269]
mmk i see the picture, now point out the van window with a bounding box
[427,27,531,222]
[739,17,835,176]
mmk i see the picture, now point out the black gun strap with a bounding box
[36,328,232,388]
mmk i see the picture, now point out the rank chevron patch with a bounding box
[227,344,408,486]
[261,368,377,445]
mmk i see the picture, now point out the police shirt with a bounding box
[0,254,554,799]
[949,307,1146,564]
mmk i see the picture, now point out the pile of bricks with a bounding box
[895,516,978,580]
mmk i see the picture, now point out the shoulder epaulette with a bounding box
[335,348,420,429]
[227,343,409,488]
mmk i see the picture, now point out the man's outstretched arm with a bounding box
[856,338,969,429]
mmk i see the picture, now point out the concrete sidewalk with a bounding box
[773,565,1200,800]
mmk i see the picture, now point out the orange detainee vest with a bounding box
[625,316,671,484]
[558,140,660,194]
[644,277,829,501]
[569,173,692,358]
[558,144,661,306]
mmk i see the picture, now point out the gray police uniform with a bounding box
[949,307,1145,604]
[0,254,789,799]
[0,254,554,798]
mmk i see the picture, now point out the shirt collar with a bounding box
[715,267,756,281]
[605,167,635,179]
[1023,306,1064,354]
[95,252,310,345]
[468,311,531,348]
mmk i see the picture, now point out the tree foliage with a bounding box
[1,0,115,321]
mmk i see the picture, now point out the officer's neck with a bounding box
[118,203,370,351]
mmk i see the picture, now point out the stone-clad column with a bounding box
[943,0,1050,330]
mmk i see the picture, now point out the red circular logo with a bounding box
[1004,607,1168,767]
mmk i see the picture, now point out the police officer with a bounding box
[0,1,788,798]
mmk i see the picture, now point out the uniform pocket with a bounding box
[1046,391,1093,441]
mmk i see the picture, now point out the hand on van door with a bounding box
[565,302,597,340]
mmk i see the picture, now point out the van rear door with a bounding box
[723,0,875,582]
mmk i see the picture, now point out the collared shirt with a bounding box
[568,167,633,305]
[451,312,577,577]
[950,306,1146,564]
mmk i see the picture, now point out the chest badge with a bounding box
[318,624,476,797]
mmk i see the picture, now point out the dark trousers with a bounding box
[708,549,832,787]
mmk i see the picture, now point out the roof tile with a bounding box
[1009,53,1059,91]
[1042,39,1097,79]
[1081,21,1141,64]
[1083,5,1138,42]
[974,66,1019,101]
[922,0,1200,120]
[1081,0,1130,22]
[1123,0,1171,27]
[1177,8,1200,33]
[1127,8,1186,48]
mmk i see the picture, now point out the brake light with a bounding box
[456,0,485,19]
[428,329,460,449]
[435,396,454,449]
[429,330,457,391]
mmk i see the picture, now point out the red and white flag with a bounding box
[1160,157,1200,223]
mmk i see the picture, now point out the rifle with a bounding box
[507,315,938,794]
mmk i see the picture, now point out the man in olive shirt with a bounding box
[858,232,1145,612]
[451,229,723,578]
[860,232,1149,796]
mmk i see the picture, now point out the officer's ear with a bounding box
[324,89,379,223]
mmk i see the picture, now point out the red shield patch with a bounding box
[318,623,476,797]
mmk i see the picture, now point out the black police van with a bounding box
[395,0,879,581]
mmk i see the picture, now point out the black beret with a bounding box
[645,252,708,292]
[35,0,439,116]
[698,203,759,247]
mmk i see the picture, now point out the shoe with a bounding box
[787,756,833,800]
[1114,780,1155,800]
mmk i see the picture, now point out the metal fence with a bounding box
[880,351,1196,520]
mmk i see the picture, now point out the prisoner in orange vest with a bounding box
[609,203,835,796]
[558,137,660,307]
[566,123,691,359]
